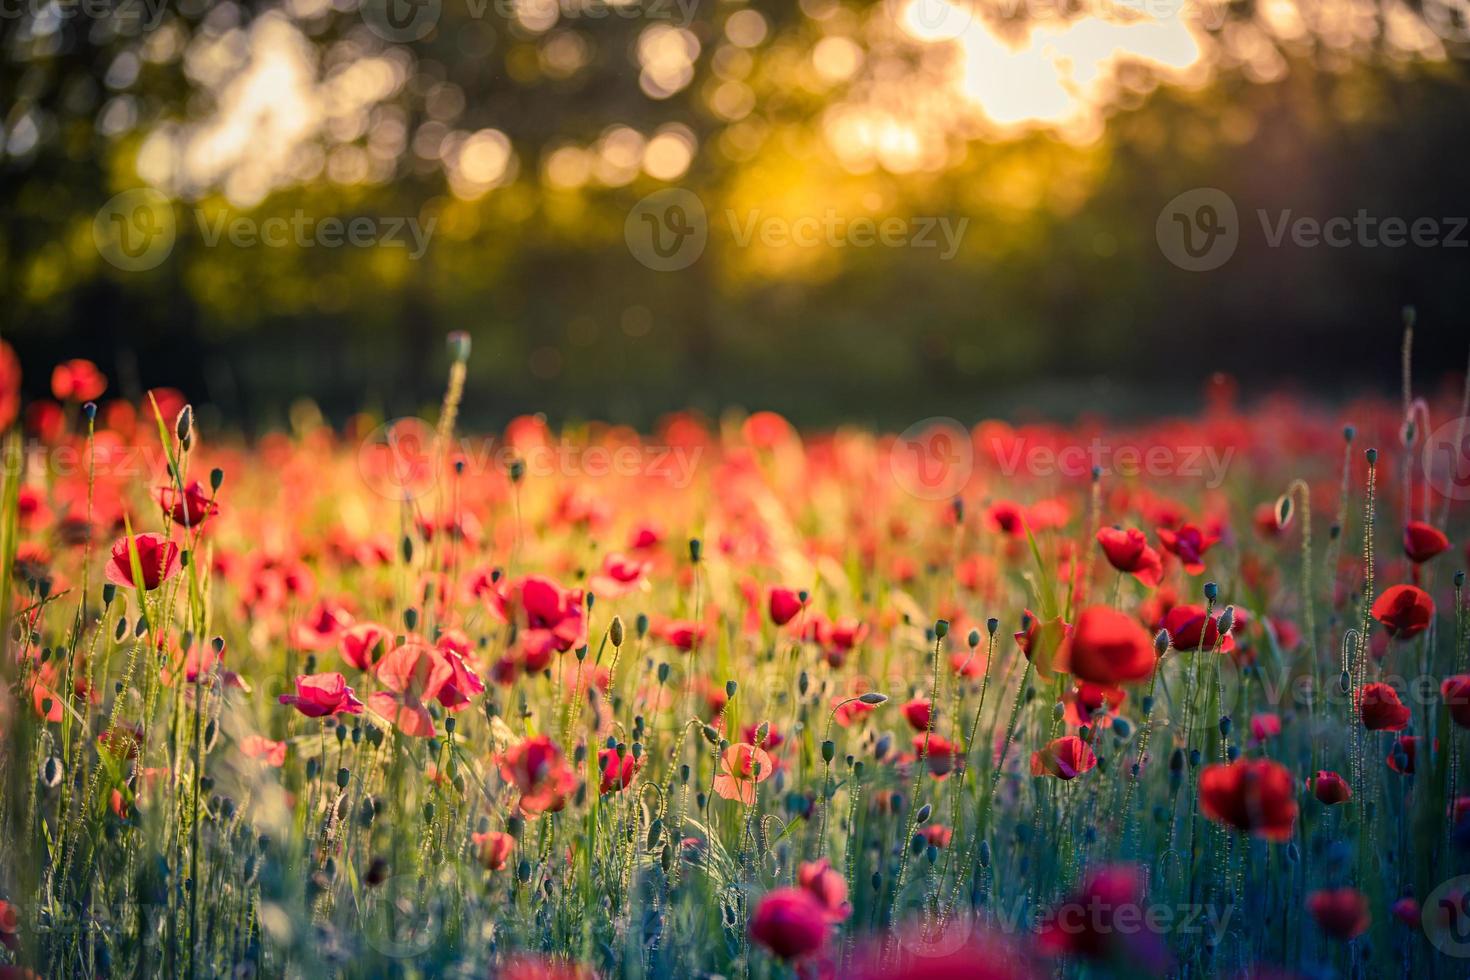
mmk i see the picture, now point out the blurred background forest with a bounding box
[3,0,1470,429]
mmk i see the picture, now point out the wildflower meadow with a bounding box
[0,319,1468,979]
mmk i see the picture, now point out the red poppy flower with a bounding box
[768,586,807,626]
[472,830,514,871]
[1250,713,1282,743]
[1358,682,1411,731]
[1162,604,1236,654]
[340,622,393,672]
[1096,527,1164,587]
[1014,608,1071,679]
[588,553,650,598]
[598,746,641,794]
[1037,864,1169,973]
[370,642,453,737]
[277,673,364,718]
[1443,674,1470,728]
[1387,735,1422,774]
[656,619,707,652]
[1198,759,1298,840]
[497,954,595,980]
[1061,607,1154,686]
[155,480,219,528]
[1156,523,1219,575]
[104,533,181,591]
[434,649,485,710]
[1253,501,1285,539]
[986,501,1026,536]
[1403,521,1450,563]
[1031,735,1098,780]
[1063,682,1124,727]
[1370,584,1435,639]
[498,735,578,815]
[749,887,830,961]
[1312,770,1351,805]
[51,358,107,401]
[1307,888,1370,940]
[714,743,773,804]
[912,733,963,778]
[0,341,19,432]
[1391,897,1421,928]
[515,575,587,660]
[797,858,850,922]
[240,735,287,767]
[900,697,933,732]
[290,599,355,651]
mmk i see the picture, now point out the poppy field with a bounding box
[2,326,1470,980]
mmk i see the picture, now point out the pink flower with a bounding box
[749,887,830,960]
[104,533,181,591]
[768,586,807,626]
[278,673,364,718]
[588,553,650,598]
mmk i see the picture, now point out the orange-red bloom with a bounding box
[1198,759,1298,840]
[278,673,364,718]
[1359,682,1411,731]
[472,830,514,871]
[498,735,578,815]
[104,533,180,591]
[714,743,773,804]
[51,358,107,401]
[1371,584,1435,639]
[1031,735,1098,780]
[1096,527,1163,587]
[1062,607,1154,686]
[1307,888,1370,939]
[1312,770,1351,805]
[1156,523,1219,575]
[1403,521,1450,563]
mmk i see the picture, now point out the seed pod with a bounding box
[1217,606,1235,635]
[610,616,624,647]
[726,680,737,698]
[1154,630,1169,655]
[821,740,835,763]
[1203,582,1218,602]
[934,619,949,639]
[688,538,702,563]
[967,629,981,649]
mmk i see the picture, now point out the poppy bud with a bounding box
[365,857,389,886]
[404,608,418,631]
[1456,571,1466,588]
[446,330,472,363]
[401,536,413,563]
[657,663,670,683]
[1112,717,1131,738]
[636,613,649,638]
[1287,842,1300,862]
[1218,606,1235,634]
[210,467,224,491]
[916,803,931,823]
[858,692,888,705]
[509,458,525,483]
[576,645,588,661]
[821,740,835,763]
[756,722,769,745]
[968,629,981,649]
[337,767,350,789]
[1329,523,1341,540]
[979,840,991,866]
[1189,748,1201,767]
[1226,745,1240,761]
[934,619,949,638]
[688,538,702,563]
[1219,716,1232,736]
[1053,701,1065,720]
[1339,671,1351,694]
[1154,630,1169,655]
[1204,582,1218,602]
[175,404,192,444]
[1343,425,1355,443]
[83,401,97,421]
[647,818,663,849]
[726,680,737,698]
[702,725,719,745]
[610,616,624,646]
[1169,748,1185,772]
[1366,448,1378,465]
[103,584,116,607]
